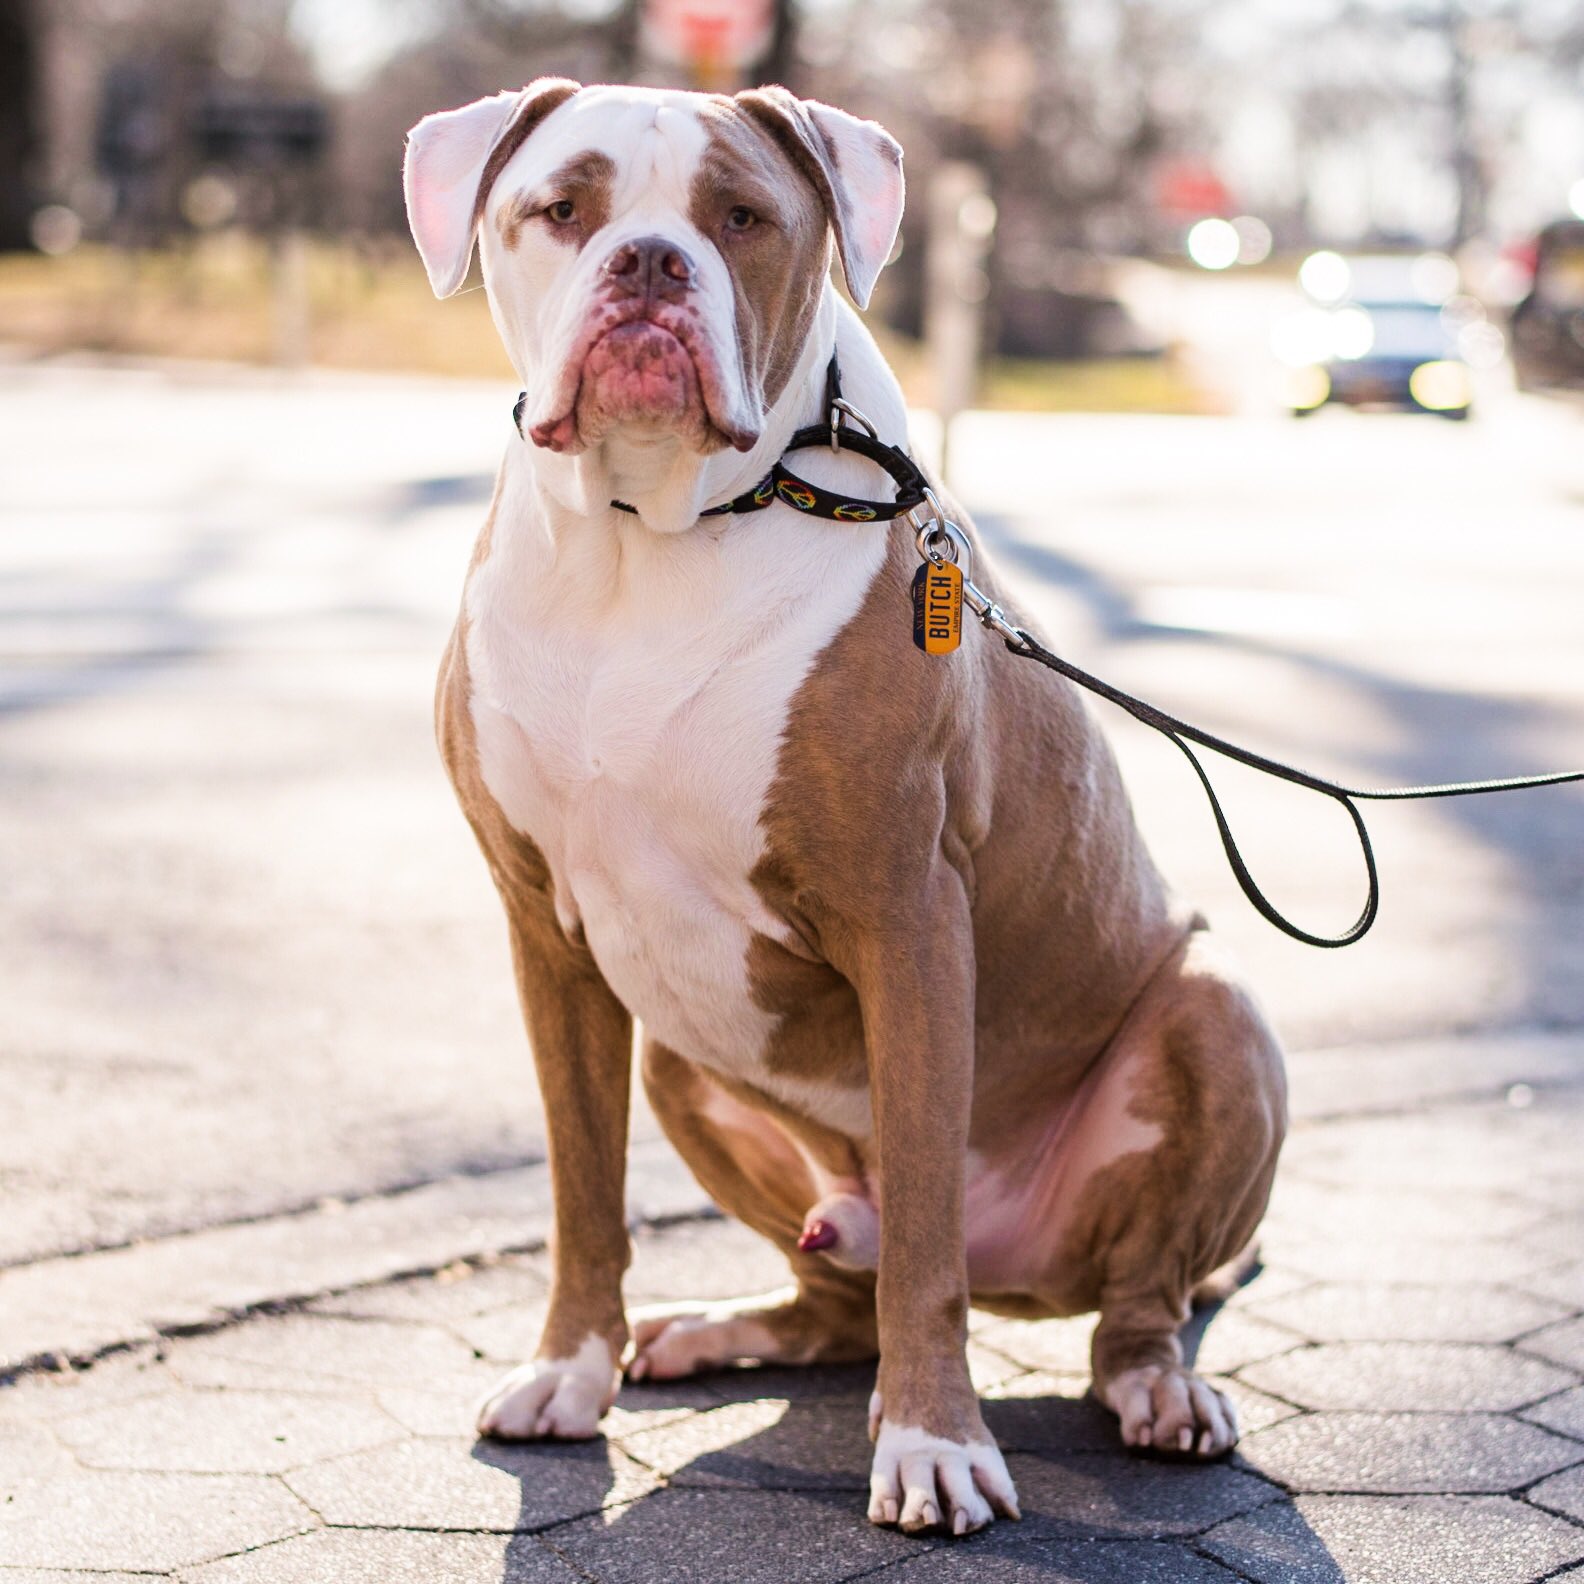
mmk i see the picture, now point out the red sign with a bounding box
[642,0,774,72]
[1155,158,1234,219]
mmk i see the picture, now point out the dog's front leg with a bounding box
[475,896,634,1441]
[857,866,1020,1535]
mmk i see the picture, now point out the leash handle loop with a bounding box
[1006,629,1582,949]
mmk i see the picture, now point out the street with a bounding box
[2,355,1581,1276]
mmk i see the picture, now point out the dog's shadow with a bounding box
[474,1296,1345,1582]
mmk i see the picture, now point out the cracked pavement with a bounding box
[4,1042,1584,1581]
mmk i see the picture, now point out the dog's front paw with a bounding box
[475,1335,619,1441]
[866,1391,1020,1536]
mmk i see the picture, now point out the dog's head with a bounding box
[404,82,903,462]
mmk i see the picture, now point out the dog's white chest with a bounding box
[464,496,885,1079]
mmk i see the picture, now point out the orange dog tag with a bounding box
[911,558,963,655]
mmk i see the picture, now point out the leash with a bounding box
[1002,623,1581,949]
[512,359,1582,949]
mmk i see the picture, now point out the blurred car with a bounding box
[1275,251,1477,420]
[1510,220,1584,393]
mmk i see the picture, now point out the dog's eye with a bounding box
[545,199,576,224]
[725,206,757,233]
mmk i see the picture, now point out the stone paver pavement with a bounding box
[4,1057,1584,1581]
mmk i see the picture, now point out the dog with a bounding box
[404,78,1286,1536]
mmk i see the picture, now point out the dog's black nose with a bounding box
[602,236,696,300]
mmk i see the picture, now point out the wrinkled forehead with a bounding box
[487,86,716,220]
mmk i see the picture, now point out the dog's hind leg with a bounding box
[628,1040,877,1380]
[1080,927,1286,1457]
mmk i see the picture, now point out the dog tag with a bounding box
[911,557,963,655]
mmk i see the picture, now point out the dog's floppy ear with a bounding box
[735,87,904,310]
[404,78,581,298]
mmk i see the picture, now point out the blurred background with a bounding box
[2,1,1582,1285]
[5,0,1584,408]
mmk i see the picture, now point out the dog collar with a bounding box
[511,356,930,524]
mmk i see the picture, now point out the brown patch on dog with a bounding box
[498,149,615,250]
[735,86,898,308]
[688,102,832,413]
[470,78,581,237]
[750,513,1180,1110]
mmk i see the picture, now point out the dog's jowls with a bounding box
[404,79,1286,1536]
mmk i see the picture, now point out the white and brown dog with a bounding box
[404,79,1286,1536]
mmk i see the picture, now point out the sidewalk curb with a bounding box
[0,1141,708,1378]
[4,1028,1577,1381]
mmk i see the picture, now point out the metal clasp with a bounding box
[909,486,956,560]
[830,396,878,454]
[909,488,1026,646]
[967,585,1026,645]
[914,509,971,579]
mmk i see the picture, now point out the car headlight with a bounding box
[1331,308,1375,360]
[1285,365,1331,409]
[1408,360,1471,410]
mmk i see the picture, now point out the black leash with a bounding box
[513,356,1582,949]
[1003,630,1582,948]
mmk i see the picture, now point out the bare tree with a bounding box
[0,0,40,249]
[1258,0,1584,245]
